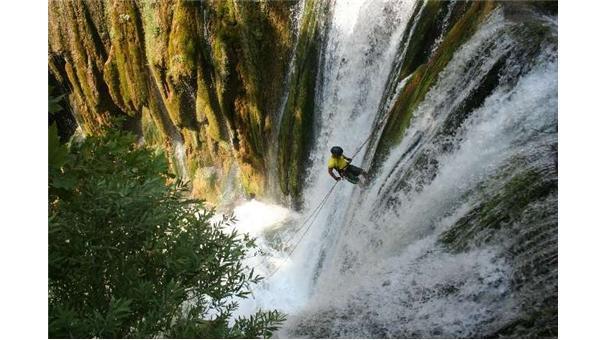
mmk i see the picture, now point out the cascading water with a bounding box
[233,0,417,320]
[294,0,417,294]
[173,140,189,181]
[230,1,557,338]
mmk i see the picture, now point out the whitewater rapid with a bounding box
[221,199,307,317]
[226,0,557,337]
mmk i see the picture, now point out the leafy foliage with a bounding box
[48,127,285,338]
[48,88,65,115]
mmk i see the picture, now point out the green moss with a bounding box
[200,95,223,142]
[200,0,297,199]
[208,3,238,131]
[439,168,556,251]
[68,16,97,114]
[398,0,452,79]
[182,129,213,174]
[102,53,126,110]
[105,1,149,114]
[167,2,198,80]
[140,0,164,67]
[373,1,496,167]
[233,0,295,118]
[141,107,164,147]
[276,0,322,204]
[196,59,227,144]
[187,156,201,180]
[50,0,301,203]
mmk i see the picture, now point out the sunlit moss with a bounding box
[50,0,307,204]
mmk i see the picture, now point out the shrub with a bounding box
[48,126,285,338]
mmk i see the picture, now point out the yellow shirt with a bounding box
[328,155,349,170]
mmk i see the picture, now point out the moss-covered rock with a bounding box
[438,156,558,338]
[396,0,453,80]
[277,0,326,205]
[372,1,496,168]
[49,0,128,135]
[105,0,149,115]
[49,0,297,205]
[439,168,556,251]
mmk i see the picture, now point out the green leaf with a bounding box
[49,124,68,169]
[51,172,78,190]
[49,126,286,338]
[48,93,65,114]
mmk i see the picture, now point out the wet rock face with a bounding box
[49,0,299,203]
[48,0,556,219]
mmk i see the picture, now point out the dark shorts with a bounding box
[341,164,363,177]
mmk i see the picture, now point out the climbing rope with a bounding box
[351,110,392,159]
[264,180,340,279]
[351,133,373,159]
[262,113,392,279]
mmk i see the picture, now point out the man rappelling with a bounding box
[328,146,368,184]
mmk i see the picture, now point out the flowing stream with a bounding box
[228,1,557,337]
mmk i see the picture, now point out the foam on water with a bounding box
[280,6,557,337]
[223,199,312,317]
[228,0,418,323]
[223,1,557,337]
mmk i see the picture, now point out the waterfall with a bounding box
[172,139,189,181]
[231,1,557,338]
[233,0,416,318]
[294,0,417,292]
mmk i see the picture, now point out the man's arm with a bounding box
[344,156,352,162]
[328,168,341,181]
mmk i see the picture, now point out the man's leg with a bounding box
[347,165,364,178]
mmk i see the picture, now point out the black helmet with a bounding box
[330,146,343,156]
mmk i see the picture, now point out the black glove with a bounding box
[335,177,342,181]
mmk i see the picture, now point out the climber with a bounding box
[328,146,368,184]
